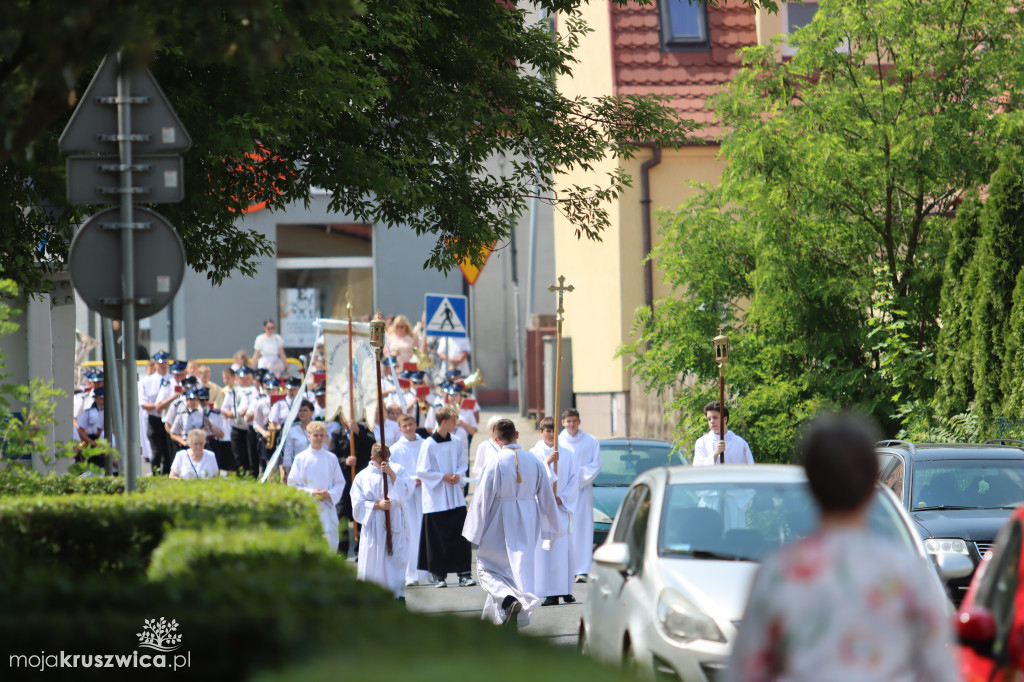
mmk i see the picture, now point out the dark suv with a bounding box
[876,439,1024,603]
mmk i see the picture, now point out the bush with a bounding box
[148,528,344,581]
[0,478,323,580]
[0,469,155,496]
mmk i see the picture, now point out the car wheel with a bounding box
[578,621,589,657]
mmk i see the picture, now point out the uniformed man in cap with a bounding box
[170,389,221,449]
[221,366,257,473]
[76,387,112,471]
[247,374,278,475]
[269,376,304,427]
[145,357,186,475]
[139,351,174,474]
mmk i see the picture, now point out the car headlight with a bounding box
[924,538,969,556]
[656,588,725,644]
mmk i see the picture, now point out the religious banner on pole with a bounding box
[320,319,379,425]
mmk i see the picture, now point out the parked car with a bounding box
[955,503,1024,681]
[876,439,1024,603]
[592,438,685,546]
[580,464,957,682]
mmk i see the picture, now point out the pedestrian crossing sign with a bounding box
[425,294,468,338]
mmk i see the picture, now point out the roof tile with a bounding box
[610,0,757,140]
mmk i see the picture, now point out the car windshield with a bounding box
[911,460,1024,510]
[658,482,914,561]
[595,443,679,486]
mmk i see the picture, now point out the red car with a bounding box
[956,505,1024,681]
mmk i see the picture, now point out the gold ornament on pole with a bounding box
[713,329,729,465]
[548,275,574,494]
[369,311,393,555]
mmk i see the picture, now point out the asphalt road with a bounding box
[405,557,589,648]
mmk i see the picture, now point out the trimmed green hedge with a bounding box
[0,469,158,496]
[0,478,323,580]
[148,528,345,581]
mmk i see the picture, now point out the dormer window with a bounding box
[659,0,709,51]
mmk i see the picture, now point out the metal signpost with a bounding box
[60,53,191,492]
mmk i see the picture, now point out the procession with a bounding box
[11,0,1024,680]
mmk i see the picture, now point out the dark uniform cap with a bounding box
[399,369,413,380]
[184,390,198,400]
[180,376,199,389]
[314,385,327,397]
[443,383,461,396]
[445,369,463,381]
[382,356,398,368]
[196,387,211,400]
[255,368,269,381]
[236,367,255,377]
[286,376,303,388]
[264,376,280,388]
[153,351,171,362]
[411,371,426,383]
[170,361,188,373]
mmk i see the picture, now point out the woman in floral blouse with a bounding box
[726,413,957,682]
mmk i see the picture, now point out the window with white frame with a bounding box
[782,1,819,56]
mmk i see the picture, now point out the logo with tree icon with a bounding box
[137,617,183,652]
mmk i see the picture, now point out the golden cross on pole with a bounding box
[548,275,574,494]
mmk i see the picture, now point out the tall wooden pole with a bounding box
[347,291,359,541]
[370,312,393,555]
[548,275,574,496]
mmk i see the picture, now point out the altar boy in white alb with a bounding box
[287,421,346,548]
[351,443,415,598]
[531,416,579,605]
[558,408,602,580]
[692,401,754,466]
[463,419,561,629]
[388,414,431,585]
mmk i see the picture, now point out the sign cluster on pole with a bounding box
[60,54,191,492]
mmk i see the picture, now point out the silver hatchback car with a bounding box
[579,465,961,681]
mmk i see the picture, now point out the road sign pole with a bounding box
[101,318,126,473]
[116,54,141,492]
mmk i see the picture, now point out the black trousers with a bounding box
[215,440,237,471]
[245,427,262,477]
[148,415,172,475]
[231,427,249,476]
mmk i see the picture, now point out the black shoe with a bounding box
[459,574,477,587]
[542,596,559,606]
[562,594,577,604]
[435,578,448,588]
[504,599,522,630]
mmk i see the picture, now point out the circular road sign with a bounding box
[69,206,185,319]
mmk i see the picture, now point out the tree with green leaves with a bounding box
[625,0,1024,459]
[1,0,778,293]
[968,148,1024,422]
[934,197,982,417]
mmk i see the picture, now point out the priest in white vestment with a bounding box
[388,414,432,585]
[351,442,416,598]
[287,421,347,548]
[558,408,602,578]
[531,417,579,604]
[464,418,561,629]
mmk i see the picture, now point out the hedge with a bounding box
[0,469,158,496]
[0,478,323,580]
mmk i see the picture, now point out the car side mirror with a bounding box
[956,606,996,656]
[593,542,631,575]
[937,552,974,581]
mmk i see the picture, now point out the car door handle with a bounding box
[599,585,612,598]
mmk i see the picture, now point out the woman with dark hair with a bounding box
[726,412,956,682]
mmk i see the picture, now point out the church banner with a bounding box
[320,319,380,426]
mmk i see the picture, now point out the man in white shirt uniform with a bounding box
[287,420,346,548]
[389,415,431,585]
[351,442,416,600]
[416,405,475,588]
[437,336,471,376]
[145,357,186,475]
[558,408,602,580]
[464,418,561,630]
[531,416,580,605]
[220,366,257,473]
